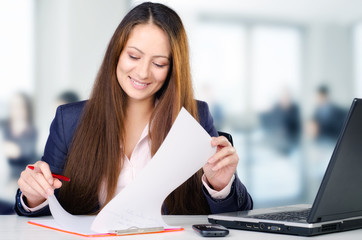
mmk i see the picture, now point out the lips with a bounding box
[129,77,150,89]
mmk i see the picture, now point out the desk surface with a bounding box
[1,215,362,239]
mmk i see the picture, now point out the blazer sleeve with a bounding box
[197,100,253,213]
[14,104,77,216]
[202,174,253,213]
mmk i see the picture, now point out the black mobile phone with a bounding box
[192,224,229,237]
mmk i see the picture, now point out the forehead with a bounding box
[125,23,171,56]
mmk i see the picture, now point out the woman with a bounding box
[15,2,252,216]
[2,93,37,180]
[1,93,37,215]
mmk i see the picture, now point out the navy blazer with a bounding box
[15,100,253,216]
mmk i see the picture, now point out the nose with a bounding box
[136,59,149,80]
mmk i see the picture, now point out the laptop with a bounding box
[208,98,362,236]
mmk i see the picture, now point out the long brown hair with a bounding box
[58,2,210,215]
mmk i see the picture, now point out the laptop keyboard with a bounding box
[248,208,311,222]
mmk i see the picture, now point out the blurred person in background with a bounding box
[308,85,347,143]
[0,92,37,214]
[260,87,301,155]
[1,92,37,179]
[200,84,225,130]
[55,90,80,106]
[305,85,347,197]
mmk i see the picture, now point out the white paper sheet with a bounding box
[47,195,97,234]
[31,107,216,235]
[91,107,216,232]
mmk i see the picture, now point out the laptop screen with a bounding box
[309,98,362,223]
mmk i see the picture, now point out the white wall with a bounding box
[34,0,129,154]
[0,0,35,118]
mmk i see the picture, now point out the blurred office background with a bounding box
[1,0,362,213]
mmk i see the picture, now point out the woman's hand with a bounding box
[18,161,62,208]
[203,136,239,191]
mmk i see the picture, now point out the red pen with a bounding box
[28,166,70,182]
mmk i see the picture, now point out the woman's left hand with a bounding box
[203,136,239,191]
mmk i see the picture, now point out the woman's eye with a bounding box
[129,55,139,60]
[153,62,166,68]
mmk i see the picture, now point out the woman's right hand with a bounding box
[18,161,62,208]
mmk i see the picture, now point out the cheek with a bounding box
[117,54,134,77]
[153,68,169,84]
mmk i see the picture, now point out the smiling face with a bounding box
[116,23,171,105]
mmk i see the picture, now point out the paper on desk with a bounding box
[30,107,216,235]
[48,195,97,233]
[28,195,104,236]
[91,107,216,232]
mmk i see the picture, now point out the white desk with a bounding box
[1,215,361,239]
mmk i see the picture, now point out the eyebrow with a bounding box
[127,46,170,60]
